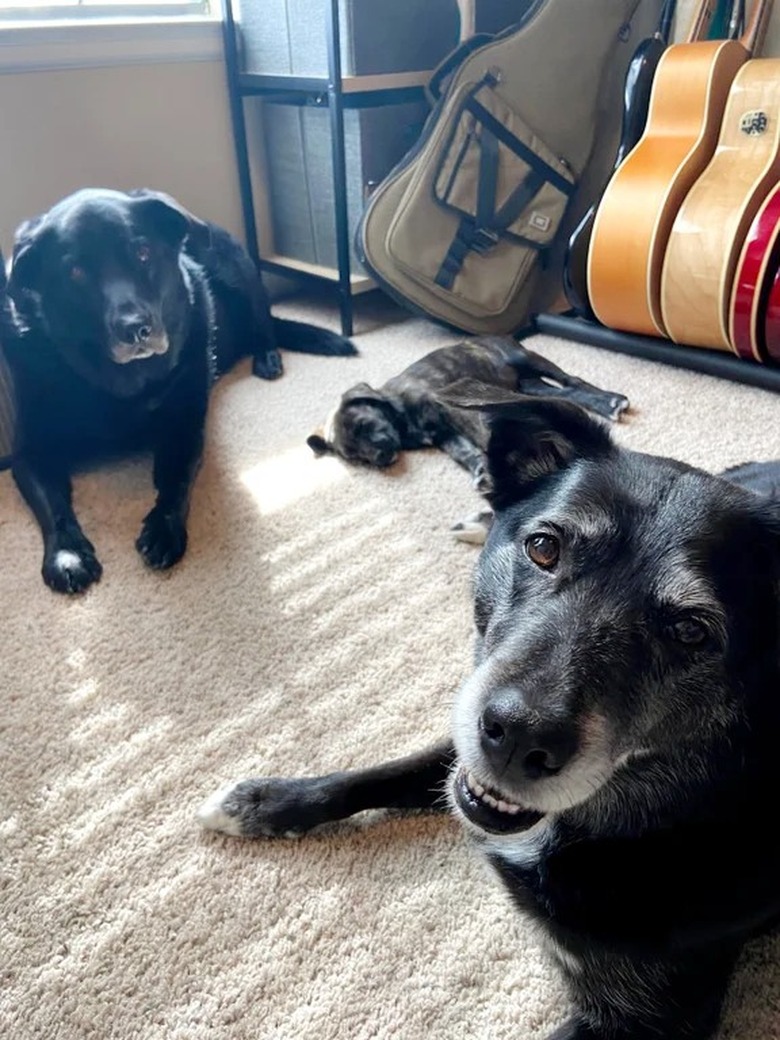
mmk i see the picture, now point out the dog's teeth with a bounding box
[465,769,525,813]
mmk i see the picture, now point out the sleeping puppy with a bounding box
[307,336,628,483]
[2,187,356,593]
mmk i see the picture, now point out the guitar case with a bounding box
[356,0,664,335]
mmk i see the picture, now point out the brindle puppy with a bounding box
[307,336,628,483]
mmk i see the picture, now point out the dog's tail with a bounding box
[272,318,357,357]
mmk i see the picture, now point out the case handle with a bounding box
[428,34,494,101]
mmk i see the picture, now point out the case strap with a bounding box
[435,100,571,291]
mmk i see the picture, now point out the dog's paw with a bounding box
[197,776,331,839]
[42,541,103,594]
[451,509,494,545]
[136,507,187,570]
[252,349,284,380]
[545,1017,594,1040]
[472,462,493,495]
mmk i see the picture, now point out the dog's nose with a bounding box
[113,314,153,345]
[375,449,398,467]
[479,690,578,781]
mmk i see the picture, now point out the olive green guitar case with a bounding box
[356,0,664,334]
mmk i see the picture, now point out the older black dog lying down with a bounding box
[307,336,628,478]
[200,399,780,1040]
[1,188,355,593]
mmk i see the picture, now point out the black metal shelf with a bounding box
[221,0,430,337]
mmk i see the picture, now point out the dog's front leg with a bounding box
[13,455,103,594]
[439,434,491,491]
[198,741,456,838]
[546,1014,720,1040]
[137,399,206,570]
[546,1019,599,1040]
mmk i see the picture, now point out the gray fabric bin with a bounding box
[236,0,461,77]
[261,98,429,273]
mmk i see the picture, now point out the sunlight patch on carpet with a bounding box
[240,445,348,515]
[68,677,100,705]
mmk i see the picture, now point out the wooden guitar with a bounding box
[587,0,759,338]
[661,11,779,352]
[563,0,679,318]
[729,182,780,361]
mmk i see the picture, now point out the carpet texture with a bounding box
[2,295,779,1040]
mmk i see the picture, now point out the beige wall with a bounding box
[0,60,244,254]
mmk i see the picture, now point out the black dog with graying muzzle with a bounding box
[201,396,780,1040]
[1,188,356,593]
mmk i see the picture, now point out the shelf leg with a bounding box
[326,0,355,338]
[221,0,263,270]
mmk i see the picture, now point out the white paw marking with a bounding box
[451,521,488,545]
[196,785,244,836]
[55,550,84,571]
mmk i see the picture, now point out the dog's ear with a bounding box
[307,432,333,456]
[488,400,613,508]
[340,382,403,424]
[341,382,385,406]
[7,215,50,297]
[443,382,614,508]
[128,190,212,253]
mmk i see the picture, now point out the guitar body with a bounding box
[661,59,780,351]
[729,182,780,361]
[563,32,667,318]
[587,39,748,337]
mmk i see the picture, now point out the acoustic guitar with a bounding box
[563,0,679,318]
[729,182,780,361]
[587,0,761,338]
[661,10,779,351]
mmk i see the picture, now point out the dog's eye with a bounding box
[525,532,560,570]
[668,617,709,646]
[136,243,151,264]
[69,265,87,284]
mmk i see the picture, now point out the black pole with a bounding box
[221,0,263,269]
[325,0,355,337]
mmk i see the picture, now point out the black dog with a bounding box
[1,188,355,593]
[307,336,628,481]
[200,400,780,1040]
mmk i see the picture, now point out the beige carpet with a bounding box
[1,295,779,1040]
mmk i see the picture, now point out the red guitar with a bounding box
[762,247,780,363]
[730,183,780,362]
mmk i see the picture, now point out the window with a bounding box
[0,1,211,20]
[0,0,218,71]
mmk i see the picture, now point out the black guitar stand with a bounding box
[534,312,780,394]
